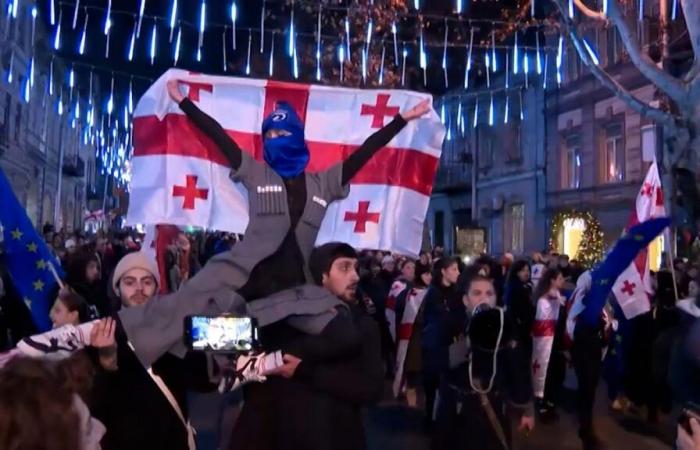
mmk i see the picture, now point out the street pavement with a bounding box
[190,384,674,450]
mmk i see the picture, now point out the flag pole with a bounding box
[47,261,66,290]
[664,229,680,302]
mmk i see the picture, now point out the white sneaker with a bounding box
[16,321,98,360]
[218,350,283,393]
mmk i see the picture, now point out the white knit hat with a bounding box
[111,252,160,292]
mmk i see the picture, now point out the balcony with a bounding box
[62,155,85,177]
[433,156,472,193]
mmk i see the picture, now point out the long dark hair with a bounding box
[431,257,459,287]
[503,260,530,305]
[532,268,562,301]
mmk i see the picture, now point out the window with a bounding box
[603,122,625,183]
[14,101,22,142]
[434,211,445,247]
[562,135,581,189]
[477,126,495,169]
[504,120,522,162]
[641,125,657,162]
[606,27,622,66]
[510,204,525,255]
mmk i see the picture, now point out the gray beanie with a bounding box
[111,252,160,293]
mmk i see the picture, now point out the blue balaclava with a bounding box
[261,102,310,179]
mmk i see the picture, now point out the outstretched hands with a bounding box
[166,79,185,104]
[401,99,431,122]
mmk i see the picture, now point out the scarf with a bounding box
[261,102,310,179]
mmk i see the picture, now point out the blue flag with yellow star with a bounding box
[0,166,64,331]
[581,217,671,326]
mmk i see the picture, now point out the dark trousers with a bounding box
[572,323,604,434]
[423,373,440,424]
[543,350,566,407]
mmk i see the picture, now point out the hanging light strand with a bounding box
[246,29,252,75]
[379,44,386,85]
[269,31,276,76]
[149,22,157,65]
[401,45,407,86]
[79,12,88,55]
[260,1,266,52]
[442,19,449,88]
[231,2,237,50]
[536,33,542,74]
[128,21,136,61]
[174,26,182,64]
[53,9,62,50]
[464,27,474,89]
[72,0,80,28]
[136,0,146,38]
[392,21,398,65]
[197,0,206,61]
[169,0,178,42]
[316,6,322,81]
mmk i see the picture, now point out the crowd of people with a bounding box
[2,227,699,450]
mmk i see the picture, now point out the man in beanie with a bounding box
[233,243,383,450]
[89,252,213,450]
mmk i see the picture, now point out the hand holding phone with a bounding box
[185,315,258,353]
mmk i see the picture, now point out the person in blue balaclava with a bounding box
[166,79,430,303]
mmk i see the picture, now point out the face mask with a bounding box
[263,133,309,179]
[261,102,310,179]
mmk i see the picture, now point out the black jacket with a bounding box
[293,302,384,450]
[91,325,213,450]
[231,312,363,450]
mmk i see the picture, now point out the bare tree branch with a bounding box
[606,0,689,105]
[552,0,678,130]
[573,0,608,22]
[679,0,700,69]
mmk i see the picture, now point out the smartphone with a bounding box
[184,315,257,353]
[679,402,700,434]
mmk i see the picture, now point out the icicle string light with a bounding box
[442,20,448,88]
[128,22,136,61]
[379,45,386,85]
[485,52,491,87]
[464,27,474,89]
[401,45,407,86]
[504,94,509,123]
[72,0,80,29]
[513,32,519,74]
[472,100,478,129]
[103,0,111,35]
[31,6,37,43]
[316,7,322,81]
[223,29,228,71]
[536,33,542,74]
[543,53,548,89]
[149,23,157,65]
[269,31,276,76]
[137,0,146,38]
[231,2,237,50]
[260,1,265,52]
[198,1,206,55]
[489,94,494,126]
[491,27,497,72]
[519,89,524,120]
[288,3,295,57]
[79,13,88,55]
[583,38,599,65]
[53,9,62,50]
[169,0,177,42]
[174,26,182,64]
[338,40,345,82]
[246,29,252,75]
[344,16,351,63]
[392,21,398,65]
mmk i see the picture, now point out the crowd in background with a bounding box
[1,227,700,450]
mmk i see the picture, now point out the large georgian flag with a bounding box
[612,161,666,319]
[127,69,445,256]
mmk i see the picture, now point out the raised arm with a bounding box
[341,99,432,185]
[167,80,242,170]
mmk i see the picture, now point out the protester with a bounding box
[531,268,566,423]
[65,250,109,318]
[503,259,534,357]
[392,262,432,405]
[432,275,534,449]
[263,243,384,450]
[421,256,462,427]
[88,252,213,450]
[49,288,91,329]
[0,357,105,450]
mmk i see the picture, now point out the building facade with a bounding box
[0,4,99,233]
[429,83,548,257]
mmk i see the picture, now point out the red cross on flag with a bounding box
[612,161,667,319]
[126,69,444,256]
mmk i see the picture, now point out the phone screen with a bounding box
[187,316,256,352]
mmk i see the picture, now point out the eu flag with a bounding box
[0,166,64,331]
[580,217,671,326]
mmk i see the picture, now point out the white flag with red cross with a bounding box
[126,69,445,256]
[612,161,666,319]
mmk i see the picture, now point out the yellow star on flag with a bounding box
[26,242,38,253]
[33,279,44,291]
[36,259,47,270]
[11,228,23,240]
[23,297,32,309]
